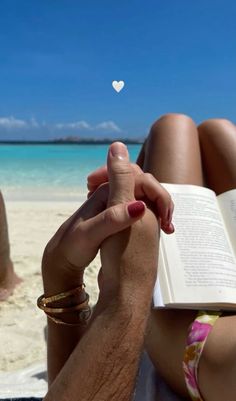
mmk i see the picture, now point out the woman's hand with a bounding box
[87,159,174,234]
[42,186,146,295]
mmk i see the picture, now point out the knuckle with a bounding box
[144,172,154,182]
[43,225,65,256]
[158,186,172,203]
[43,240,53,258]
[95,182,109,197]
[165,192,172,204]
[135,209,158,238]
[103,207,121,226]
[112,165,133,178]
[132,163,143,175]
[111,159,133,175]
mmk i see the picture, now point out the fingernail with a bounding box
[128,201,146,218]
[163,222,175,233]
[110,142,128,159]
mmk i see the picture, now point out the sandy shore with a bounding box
[0,201,100,372]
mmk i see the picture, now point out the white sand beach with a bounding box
[0,201,100,372]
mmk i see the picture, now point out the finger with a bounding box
[69,200,146,258]
[88,166,175,234]
[87,158,175,234]
[107,142,135,206]
[87,163,142,191]
[134,173,175,234]
[87,165,108,191]
[55,184,109,241]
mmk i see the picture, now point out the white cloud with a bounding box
[54,121,91,130]
[95,121,122,133]
[0,116,28,129]
[54,120,122,133]
[0,116,123,135]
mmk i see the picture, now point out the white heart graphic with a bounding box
[112,80,125,93]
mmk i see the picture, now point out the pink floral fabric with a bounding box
[183,311,221,401]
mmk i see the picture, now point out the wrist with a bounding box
[42,253,84,297]
[37,283,90,326]
[42,266,84,297]
[43,276,85,298]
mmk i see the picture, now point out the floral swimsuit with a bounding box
[183,310,221,401]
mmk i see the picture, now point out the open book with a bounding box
[153,184,236,311]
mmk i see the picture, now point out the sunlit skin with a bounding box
[2,115,234,400]
[43,141,174,401]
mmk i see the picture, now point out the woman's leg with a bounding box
[141,114,204,184]
[198,118,236,194]
[137,114,204,397]
[0,191,21,301]
[196,119,236,401]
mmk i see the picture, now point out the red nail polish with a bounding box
[128,201,145,218]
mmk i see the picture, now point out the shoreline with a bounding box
[0,140,144,145]
[2,189,88,203]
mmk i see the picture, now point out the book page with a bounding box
[153,237,172,307]
[217,189,236,257]
[153,278,164,307]
[160,184,236,305]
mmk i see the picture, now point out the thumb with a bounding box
[107,142,135,207]
[81,200,146,249]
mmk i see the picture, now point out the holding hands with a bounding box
[42,142,174,298]
[42,141,175,396]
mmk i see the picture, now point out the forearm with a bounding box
[42,268,89,386]
[46,320,88,386]
[44,286,153,401]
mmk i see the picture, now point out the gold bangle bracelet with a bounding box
[46,306,92,326]
[37,293,89,314]
[37,284,91,325]
[39,283,86,305]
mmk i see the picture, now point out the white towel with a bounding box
[0,355,183,400]
[0,363,47,399]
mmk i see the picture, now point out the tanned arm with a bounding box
[44,284,154,401]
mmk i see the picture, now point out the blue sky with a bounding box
[0,0,235,140]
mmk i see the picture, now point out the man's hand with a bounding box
[99,142,160,298]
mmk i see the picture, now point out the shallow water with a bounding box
[0,144,141,200]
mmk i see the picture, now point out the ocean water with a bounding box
[0,144,142,201]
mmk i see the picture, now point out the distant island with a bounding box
[0,136,144,145]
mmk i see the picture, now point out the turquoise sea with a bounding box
[0,144,142,201]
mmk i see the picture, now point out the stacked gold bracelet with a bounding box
[37,284,92,326]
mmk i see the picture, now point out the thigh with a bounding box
[139,114,204,397]
[197,119,236,399]
[142,116,236,399]
[137,113,204,185]
[198,119,236,194]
